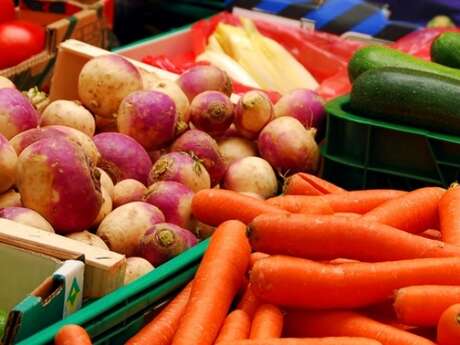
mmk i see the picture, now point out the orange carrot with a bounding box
[362,187,445,233]
[215,310,251,343]
[237,283,260,319]
[283,172,346,196]
[250,252,270,269]
[54,325,92,345]
[419,229,442,240]
[126,282,192,345]
[249,304,283,339]
[284,310,435,345]
[192,189,287,226]
[437,303,460,345]
[171,220,251,345]
[249,213,460,261]
[333,212,361,219]
[439,184,460,245]
[394,285,460,327]
[217,338,383,345]
[266,195,334,215]
[250,255,460,309]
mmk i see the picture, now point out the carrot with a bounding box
[284,310,435,345]
[250,255,460,309]
[192,189,287,226]
[250,252,270,269]
[394,285,460,327]
[215,310,251,343]
[362,187,445,233]
[439,184,460,245]
[217,338,383,345]
[283,172,346,196]
[437,303,460,345]
[171,220,251,345]
[126,282,192,345]
[419,229,442,240]
[333,212,361,219]
[249,213,460,262]
[266,195,334,215]
[237,283,260,319]
[249,304,283,339]
[54,325,92,345]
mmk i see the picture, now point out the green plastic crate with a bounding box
[18,240,208,345]
[321,96,460,189]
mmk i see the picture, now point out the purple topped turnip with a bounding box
[96,201,165,256]
[258,116,319,174]
[117,90,178,150]
[189,91,234,136]
[0,206,54,232]
[97,168,114,198]
[92,187,113,226]
[16,136,103,233]
[171,129,226,186]
[41,100,96,137]
[78,55,143,118]
[177,65,232,102]
[10,125,100,166]
[0,133,17,193]
[222,156,278,199]
[93,132,152,184]
[274,89,326,140]
[138,222,197,266]
[144,181,195,230]
[148,152,210,193]
[0,88,39,139]
[234,90,273,139]
[217,136,258,167]
[112,179,146,208]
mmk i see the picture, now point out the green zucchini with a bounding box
[348,45,460,82]
[350,67,460,135]
[431,32,460,69]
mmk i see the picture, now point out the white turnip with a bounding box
[234,90,273,139]
[112,179,146,208]
[66,231,109,250]
[0,207,54,232]
[0,133,17,193]
[96,201,164,256]
[97,168,114,198]
[0,76,15,89]
[123,257,154,285]
[218,136,257,166]
[78,55,143,118]
[0,190,21,208]
[92,187,113,226]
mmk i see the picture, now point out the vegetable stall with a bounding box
[1,1,460,345]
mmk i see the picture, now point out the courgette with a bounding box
[431,32,460,69]
[348,45,460,82]
[350,67,460,135]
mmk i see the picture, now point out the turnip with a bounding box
[41,100,96,137]
[16,136,103,234]
[92,187,112,226]
[66,231,109,250]
[96,201,164,256]
[0,190,21,208]
[93,132,152,184]
[194,221,215,239]
[112,179,146,208]
[0,133,17,193]
[97,168,114,198]
[95,115,117,133]
[148,148,169,165]
[10,125,100,166]
[258,116,319,173]
[123,257,154,285]
[217,137,258,166]
[0,207,54,232]
[274,89,326,140]
[117,90,178,150]
[147,79,190,130]
[171,129,226,186]
[0,77,15,89]
[144,181,195,230]
[23,87,49,114]
[0,88,39,139]
[138,223,197,266]
[148,152,210,193]
[177,65,232,102]
[223,156,278,199]
[78,55,143,118]
[189,91,234,136]
[234,90,273,139]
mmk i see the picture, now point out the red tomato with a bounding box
[0,0,15,23]
[0,20,45,69]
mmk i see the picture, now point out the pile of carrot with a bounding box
[55,173,460,345]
